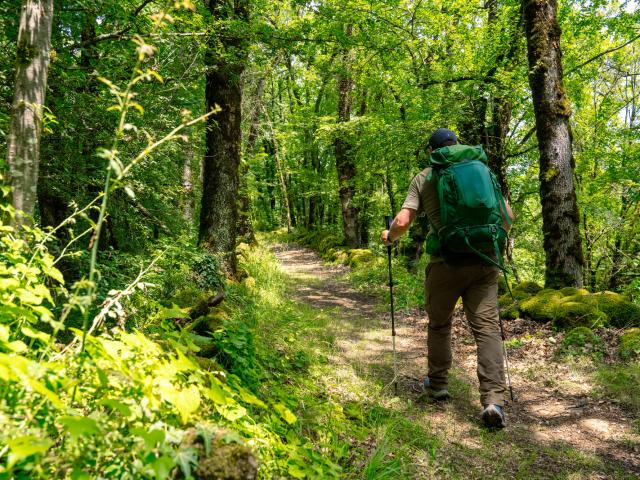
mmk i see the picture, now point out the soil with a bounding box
[273,243,640,479]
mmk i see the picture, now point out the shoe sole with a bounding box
[482,407,506,429]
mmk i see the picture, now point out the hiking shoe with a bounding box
[481,404,506,429]
[423,377,451,400]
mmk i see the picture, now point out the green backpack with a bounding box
[425,144,510,267]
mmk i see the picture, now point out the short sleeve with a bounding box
[401,173,424,212]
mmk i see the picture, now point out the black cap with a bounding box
[428,128,458,149]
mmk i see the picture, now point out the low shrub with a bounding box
[619,328,640,361]
[560,326,603,356]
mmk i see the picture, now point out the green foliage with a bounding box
[618,328,640,362]
[595,363,640,413]
[560,327,603,357]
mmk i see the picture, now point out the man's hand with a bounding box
[381,229,393,246]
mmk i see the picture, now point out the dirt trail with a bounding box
[273,243,640,478]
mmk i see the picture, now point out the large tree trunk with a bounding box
[334,25,360,248]
[6,0,54,224]
[523,0,583,288]
[198,0,249,278]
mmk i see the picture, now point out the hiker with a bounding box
[380,128,514,428]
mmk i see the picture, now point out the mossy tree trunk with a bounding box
[7,0,54,225]
[198,0,250,278]
[334,24,360,248]
[523,0,583,288]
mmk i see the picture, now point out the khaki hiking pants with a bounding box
[424,262,506,406]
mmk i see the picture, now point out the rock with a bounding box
[195,443,258,480]
[520,289,564,323]
[593,292,640,328]
[561,326,601,354]
[348,249,374,267]
[514,281,543,296]
[181,428,258,480]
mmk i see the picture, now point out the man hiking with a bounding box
[381,128,514,428]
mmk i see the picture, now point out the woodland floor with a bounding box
[272,243,640,479]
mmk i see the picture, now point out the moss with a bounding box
[498,293,520,319]
[171,288,209,309]
[593,292,640,328]
[552,299,606,329]
[514,281,543,296]
[318,234,342,254]
[619,328,640,361]
[195,443,258,480]
[559,287,589,297]
[520,289,564,323]
[183,428,258,480]
[348,249,374,267]
[561,327,603,357]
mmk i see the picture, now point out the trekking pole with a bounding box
[500,271,516,401]
[384,215,398,396]
[498,314,515,401]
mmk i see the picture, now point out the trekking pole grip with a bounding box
[384,215,393,248]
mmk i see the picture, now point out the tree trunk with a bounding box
[6,0,54,224]
[334,25,360,248]
[523,0,583,288]
[198,0,249,278]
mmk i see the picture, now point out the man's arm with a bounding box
[381,208,417,245]
[502,201,515,231]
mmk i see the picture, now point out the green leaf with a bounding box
[71,468,91,480]
[71,469,91,480]
[173,448,198,478]
[215,403,246,421]
[7,436,52,468]
[287,463,307,479]
[274,403,297,424]
[21,326,50,343]
[206,378,231,405]
[99,399,132,417]
[58,416,101,440]
[151,455,174,480]
[131,427,165,450]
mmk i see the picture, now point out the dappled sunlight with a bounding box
[273,242,640,478]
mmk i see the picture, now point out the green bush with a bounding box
[619,328,640,361]
[552,296,607,329]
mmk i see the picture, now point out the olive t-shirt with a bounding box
[402,167,488,265]
[402,167,444,263]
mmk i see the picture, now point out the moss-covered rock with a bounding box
[498,294,520,319]
[171,288,209,309]
[183,428,258,480]
[514,281,543,296]
[619,328,640,361]
[552,298,607,329]
[559,286,590,297]
[348,249,374,267]
[561,326,602,355]
[195,443,258,480]
[593,292,640,328]
[519,289,564,323]
[318,234,342,254]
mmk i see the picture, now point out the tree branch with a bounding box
[567,32,640,75]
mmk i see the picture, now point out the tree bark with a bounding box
[334,25,360,248]
[6,0,54,224]
[198,0,249,278]
[523,0,583,288]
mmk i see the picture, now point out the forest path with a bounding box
[272,243,640,479]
